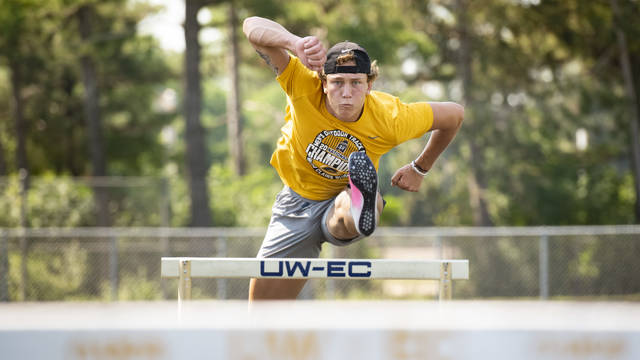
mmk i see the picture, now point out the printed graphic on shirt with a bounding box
[305,129,365,179]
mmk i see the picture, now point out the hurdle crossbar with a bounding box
[161,257,469,301]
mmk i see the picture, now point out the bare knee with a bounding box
[326,189,384,240]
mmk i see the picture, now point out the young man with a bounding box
[243,16,464,300]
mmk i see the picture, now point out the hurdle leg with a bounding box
[439,261,452,301]
[178,259,192,302]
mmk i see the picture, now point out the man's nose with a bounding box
[342,84,352,97]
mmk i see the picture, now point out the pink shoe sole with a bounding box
[348,152,378,236]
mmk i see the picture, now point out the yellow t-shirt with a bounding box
[272,56,434,200]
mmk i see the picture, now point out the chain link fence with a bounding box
[1,226,639,302]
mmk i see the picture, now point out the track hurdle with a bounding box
[161,257,469,301]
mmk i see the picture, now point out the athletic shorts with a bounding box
[257,186,365,259]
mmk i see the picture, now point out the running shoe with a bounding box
[348,151,378,236]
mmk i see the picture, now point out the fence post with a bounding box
[0,229,7,301]
[539,235,549,300]
[160,178,171,300]
[18,169,28,301]
[216,237,227,299]
[160,177,172,227]
[160,229,170,300]
[110,235,119,301]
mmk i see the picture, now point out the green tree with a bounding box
[1,0,174,223]
[609,0,640,222]
[184,0,217,226]
[0,0,46,186]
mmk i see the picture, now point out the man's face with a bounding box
[322,61,372,122]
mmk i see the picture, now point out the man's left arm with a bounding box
[390,102,464,192]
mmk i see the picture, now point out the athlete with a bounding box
[243,16,464,300]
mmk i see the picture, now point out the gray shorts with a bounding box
[257,186,365,258]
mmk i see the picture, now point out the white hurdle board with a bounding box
[161,257,469,301]
[2,301,640,360]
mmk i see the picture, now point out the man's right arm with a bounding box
[390,102,464,192]
[242,16,326,75]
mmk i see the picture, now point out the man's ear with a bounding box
[366,80,373,94]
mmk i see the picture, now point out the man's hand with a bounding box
[294,36,326,72]
[390,164,424,192]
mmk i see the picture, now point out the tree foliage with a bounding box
[0,0,637,228]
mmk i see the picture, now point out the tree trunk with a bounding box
[226,0,245,176]
[9,58,29,301]
[610,0,640,222]
[185,0,213,226]
[63,69,82,176]
[456,0,493,226]
[78,4,113,299]
[10,59,28,187]
[0,127,7,176]
[78,5,111,227]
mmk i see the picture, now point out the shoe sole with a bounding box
[348,152,378,236]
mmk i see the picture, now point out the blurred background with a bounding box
[0,0,639,302]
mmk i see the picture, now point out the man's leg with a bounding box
[249,278,307,301]
[249,186,327,301]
